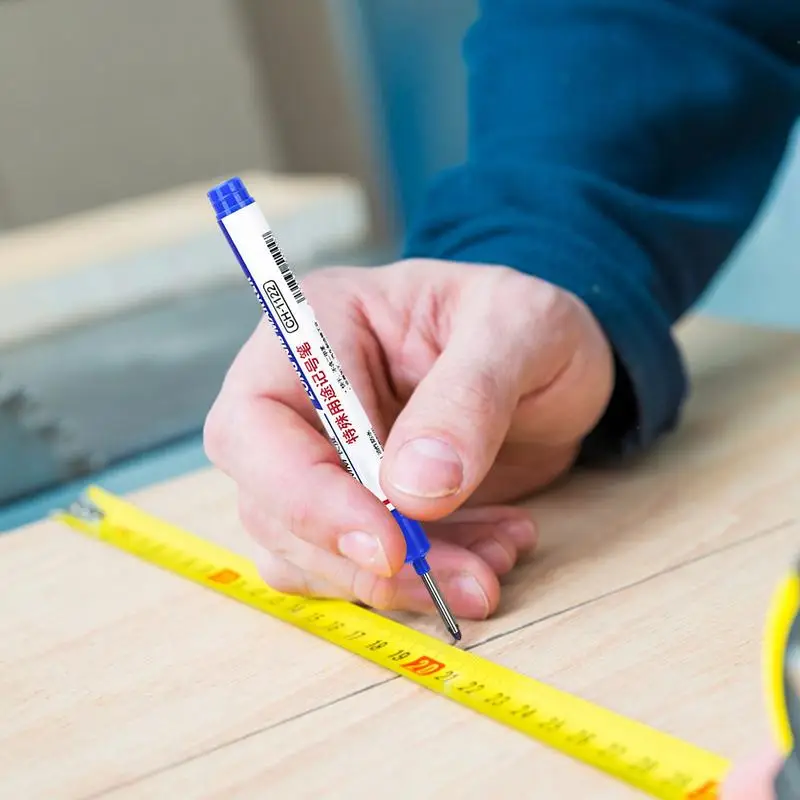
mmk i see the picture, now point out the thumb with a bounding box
[380,287,564,518]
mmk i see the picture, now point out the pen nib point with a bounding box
[418,570,461,643]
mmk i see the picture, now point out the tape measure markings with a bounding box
[54,485,731,800]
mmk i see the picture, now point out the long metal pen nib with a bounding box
[420,571,461,641]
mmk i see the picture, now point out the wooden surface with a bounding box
[2,314,799,799]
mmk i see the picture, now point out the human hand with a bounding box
[721,744,782,799]
[204,259,614,618]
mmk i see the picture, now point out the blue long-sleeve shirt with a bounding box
[404,0,800,461]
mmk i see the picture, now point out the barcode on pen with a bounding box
[262,230,305,304]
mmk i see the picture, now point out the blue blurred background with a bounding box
[0,0,797,530]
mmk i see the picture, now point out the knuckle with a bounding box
[527,278,564,318]
[236,491,258,530]
[237,493,288,554]
[395,257,434,274]
[534,283,574,328]
[284,483,317,542]
[479,266,570,329]
[202,399,229,466]
[490,265,568,322]
[351,570,397,611]
[281,462,343,547]
[486,263,522,284]
[302,266,351,301]
[256,550,307,595]
[448,369,503,421]
[479,263,530,298]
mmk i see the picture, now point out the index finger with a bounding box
[204,319,408,575]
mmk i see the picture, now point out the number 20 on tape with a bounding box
[56,485,731,800]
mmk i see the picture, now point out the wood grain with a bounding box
[102,522,797,800]
[1,314,798,799]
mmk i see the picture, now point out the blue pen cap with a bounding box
[208,177,254,219]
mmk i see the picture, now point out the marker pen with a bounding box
[207,177,461,642]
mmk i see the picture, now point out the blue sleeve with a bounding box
[403,0,800,460]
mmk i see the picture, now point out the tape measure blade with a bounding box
[57,486,731,799]
[389,642,729,799]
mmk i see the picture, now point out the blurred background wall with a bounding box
[0,0,280,228]
[0,0,796,279]
[0,0,797,525]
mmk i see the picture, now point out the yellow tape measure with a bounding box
[56,485,731,799]
[764,560,800,798]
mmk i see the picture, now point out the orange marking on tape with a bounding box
[208,568,240,584]
[685,781,720,799]
[402,655,446,676]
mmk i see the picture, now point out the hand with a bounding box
[722,745,782,799]
[204,259,614,618]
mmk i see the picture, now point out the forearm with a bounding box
[404,0,800,458]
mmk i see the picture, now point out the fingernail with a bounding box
[388,437,462,498]
[338,531,392,577]
[453,573,489,617]
[501,519,537,550]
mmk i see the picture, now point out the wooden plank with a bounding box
[100,521,796,799]
[1,315,797,797]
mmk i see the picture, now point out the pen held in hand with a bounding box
[207,176,461,642]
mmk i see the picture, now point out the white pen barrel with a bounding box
[220,202,389,504]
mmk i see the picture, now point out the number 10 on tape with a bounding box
[55,485,731,799]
